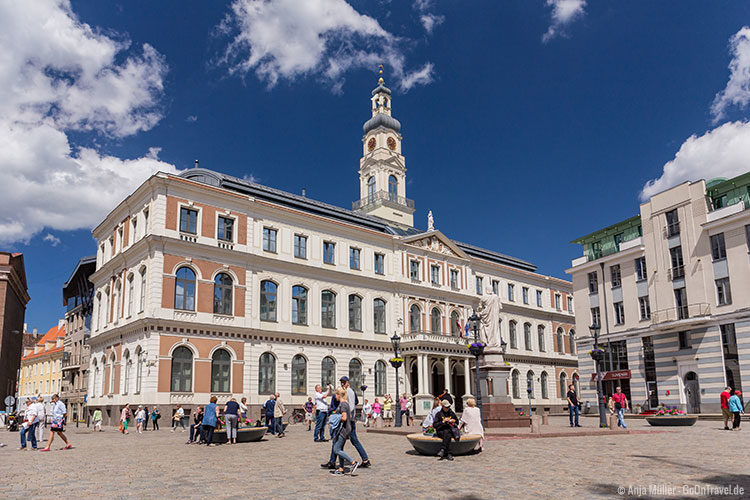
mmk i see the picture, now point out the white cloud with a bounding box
[0,0,175,245]
[711,27,750,123]
[420,14,444,35]
[186,115,198,123]
[43,234,61,247]
[640,121,750,200]
[542,0,586,43]
[220,0,434,92]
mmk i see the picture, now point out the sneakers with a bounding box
[446,454,454,461]
[348,462,360,475]
[575,424,583,427]
[321,462,336,469]
[437,449,445,459]
[359,460,371,468]
[329,469,345,475]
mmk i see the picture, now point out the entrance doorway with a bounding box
[684,372,700,413]
[410,363,418,395]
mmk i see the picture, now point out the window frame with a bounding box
[710,233,727,261]
[179,206,199,235]
[292,285,308,325]
[260,280,278,322]
[258,352,276,395]
[373,298,386,334]
[217,215,235,243]
[211,348,232,393]
[409,260,420,281]
[716,277,732,306]
[508,283,515,302]
[614,301,625,325]
[638,296,651,320]
[348,294,362,331]
[213,273,233,315]
[294,234,308,259]
[174,267,196,311]
[262,227,277,253]
[291,355,307,396]
[374,253,385,275]
[349,247,361,270]
[610,264,622,288]
[323,241,336,265]
[321,290,337,329]
[170,346,193,393]
[430,307,442,334]
[635,257,647,281]
[431,265,441,285]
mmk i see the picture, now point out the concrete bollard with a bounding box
[608,414,618,430]
[542,414,549,425]
[530,415,542,434]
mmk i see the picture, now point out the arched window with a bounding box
[291,355,307,395]
[108,353,116,393]
[211,349,231,393]
[96,292,103,330]
[292,285,308,325]
[114,280,122,320]
[375,360,387,396]
[367,176,376,202]
[213,273,233,315]
[135,347,143,394]
[104,287,110,325]
[170,346,193,392]
[388,175,398,201]
[127,274,134,317]
[524,323,532,351]
[260,280,277,321]
[556,328,564,353]
[122,350,131,395]
[537,325,545,352]
[526,371,535,398]
[348,294,362,331]
[541,371,549,399]
[409,304,421,333]
[559,372,567,399]
[450,311,460,336]
[569,329,576,354]
[321,356,336,387]
[321,290,336,328]
[175,267,196,311]
[258,352,276,394]
[349,359,363,396]
[431,307,442,334]
[573,373,580,395]
[373,299,386,334]
[139,267,147,313]
[512,370,520,398]
[100,356,107,395]
[92,359,99,398]
[509,320,517,349]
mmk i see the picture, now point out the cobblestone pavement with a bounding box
[1,417,748,500]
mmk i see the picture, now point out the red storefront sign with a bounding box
[590,370,632,381]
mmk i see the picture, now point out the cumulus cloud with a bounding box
[186,115,198,123]
[0,0,176,245]
[420,14,444,35]
[542,0,586,43]
[640,121,750,200]
[711,27,750,123]
[43,234,61,247]
[219,0,434,92]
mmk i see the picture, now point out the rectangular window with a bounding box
[678,331,691,350]
[127,276,134,317]
[217,216,234,242]
[450,269,459,289]
[614,232,624,251]
[567,296,574,313]
[323,241,335,264]
[179,207,198,234]
[492,280,499,295]
[614,301,625,325]
[674,287,688,319]
[131,218,138,244]
[522,287,529,304]
[587,272,598,293]
[716,278,732,306]
[508,283,515,301]
[374,253,385,274]
[669,246,685,279]
[349,247,361,270]
[431,265,440,285]
[666,209,680,237]
[610,264,622,288]
[476,277,483,295]
[639,296,651,320]
[409,260,420,281]
[635,257,647,281]
[139,271,146,313]
[262,227,277,252]
[143,209,149,235]
[536,290,543,307]
[554,293,562,310]
[710,233,726,260]
[294,234,307,259]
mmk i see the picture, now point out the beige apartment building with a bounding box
[18,322,65,410]
[567,172,750,413]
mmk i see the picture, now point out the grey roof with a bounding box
[371,84,392,96]
[453,241,537,272]
[363,113,401,134]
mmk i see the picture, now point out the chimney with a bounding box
[302,188,307,197]
[194,159,199,169]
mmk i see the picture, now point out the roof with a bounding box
[571,215,642,245]
[706,171,750,198]
[62,255,96,304]
[22,324,65,360]
[452,241,537,272]
[363,113,401,134]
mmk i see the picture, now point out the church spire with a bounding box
[378,63,384,86]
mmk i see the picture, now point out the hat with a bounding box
[138,405,143,408]
[736,390,742,396]
[440,399,451,408]
[339,376,349,382]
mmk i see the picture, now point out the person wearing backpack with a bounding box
[321,376,371,470]
[327,388,359,475]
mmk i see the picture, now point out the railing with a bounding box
[668,265,685,280]
[402,331,464,345]
[651,303,710,324]
[664,221,680,238]
[352,190,415,211]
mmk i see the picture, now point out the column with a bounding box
[417,354,426,394]
[444,356,451,394]
[423,356,431,395]
[464,358,472,397]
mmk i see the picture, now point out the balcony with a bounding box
[352,190,415,212]
[651,303,710,325]
[667,265,685,281]
[663,221,680,239]
[706,200,746,223]
[401,331,464,346]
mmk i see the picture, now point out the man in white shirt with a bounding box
[313,384,331,442]
[34,395,46,442]
[19,398,38,450]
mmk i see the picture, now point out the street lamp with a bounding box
[390,331,403,427]
[589,323,608,428]
[467,312,484,424]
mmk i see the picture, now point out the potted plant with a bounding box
[645,406,697,426]
[467,341,486,357]
[588,348,605,361]
[389,357,404,369]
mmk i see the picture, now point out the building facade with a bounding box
[86,78,577,425]
[0,251,30,410]
[18,322,65,411]
[567,172,750,413]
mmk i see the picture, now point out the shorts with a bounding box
[373,412,381,420]
[305,412,313,422]
[383,409,392,419]
[722,407,732,419]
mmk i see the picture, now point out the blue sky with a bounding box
[3,0,750,331]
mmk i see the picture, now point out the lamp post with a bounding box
[390,331,403,427]
[527,377,533,418]
[467,312,484,424]
[589,323,608,428]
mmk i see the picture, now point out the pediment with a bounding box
[402,230,468,259]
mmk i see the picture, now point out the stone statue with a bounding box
[427,210,434,231]
[476,285,503,348]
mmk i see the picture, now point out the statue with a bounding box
[476,285,503,348]
[427,210,434,231]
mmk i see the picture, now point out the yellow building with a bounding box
[17,321,65,409]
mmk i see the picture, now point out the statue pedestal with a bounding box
[413,394,435,417]
[478,349,530,428]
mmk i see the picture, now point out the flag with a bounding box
[464,323,470,338]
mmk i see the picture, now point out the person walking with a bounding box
[362,399,372,427]
[328,388,359,475]
[263,395,276,435]
[314,384,331,442]
[458,398,484,452]
[135,406,146,434]
[40,394,72,451]
[729,390,744,430]
[609,386,629,428]
[187,406,205,444]
[371,398,381,427]
[172,404,185,432]
[151,407,161,431]
[399,393,409,426]
[239,397,248,420]
[142,406,150,431]
[18,397,38,450]
[383,395,393,427]
[34,395,46,443]
[304,397,314,431]
[224,398,240,444]
[201,396,220,446]
[92,408,103,432]
[120,403,131,434]
[721,386,733,430]
[273,392,286,437]
[340,376,370,467]
[567,383,582,428]
[434,400,459,460]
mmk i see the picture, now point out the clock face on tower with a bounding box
[387,137,396,150]
[367,137,376,152]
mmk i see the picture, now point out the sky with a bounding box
[3,0,750,331]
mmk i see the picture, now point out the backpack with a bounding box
[328,413,342,435]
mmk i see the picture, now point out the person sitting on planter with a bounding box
[421,398,441,433]
[187,406,204,444]
[433,399,460,461]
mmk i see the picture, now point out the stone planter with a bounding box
[212,426,268,444]
[645,416,697,427]
[389,360,403,370]
[406,433,482,456]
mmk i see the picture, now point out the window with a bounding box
[559,373,567,398]
[710,233,726,260]
[174,267,196,311]
[450,269,459,289]
[569,330,576,354]
[541,372,549,399]
[509,320,517,349]
[374,253,385,274]
[508,284,515,301]
[588,272,598,293]
[388,175,398,201]
[450,311,460,336]
[347,294,361,331]
[373,299,386,334]
[537,325,545,352]
[591,307,601,327]
[135,348,143,393]
[431,307,442,334]
[179,207,198,234]
[367,176,376,202]
[674,287,688,319]
[263,227,277,252]
[143,208,149,233]
[109,353,116,393]
[554,294,562,310]
[350,248,361,270]
[610,265,622,288]
[260,280,277,321]
[666,209,680,236]
[635,257,647,281]
[218,216,234,242]
[294,234,307,259]
[536,290,543,307]
[670,246,685,279]
[678,331,691,350]
[258,352,276,394]
[211,349,231,393]
[522,287,529,304]
[349,359,363,396]
[323,242,335,264]
[526,371,534,398]
[614,232,624,251]
[524,323,532,350]
[213,273,233,315]
[114,280,122,320]
[475,277,483,294]
[139,268,147,313]
[431,265,440,285]
[321,357,336,387]
[321,290,337,328]
[716,278,732,306]
[639,296,651,320]
[170,346,193,392]
[127,274,134,317]
[410,260,420,281]
[614,301,625,325]
[409,304,421,332]
[291,355,307,395]
[374,360,387,396]
[567,296,573,313]
[292,286,308,325]
[556,328,564,352]
[122,350,130,394]
[512,370,520,398]
[131,217,138,244]
[492,280,499,295]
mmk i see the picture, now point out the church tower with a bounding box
[353,67,415,227]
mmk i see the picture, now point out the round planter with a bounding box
[406,433,482,456]
[468,345,485,357]
[645,416,697,427]
[590,351,605,362]
[390,360,403,370]
[212,426,268,444]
